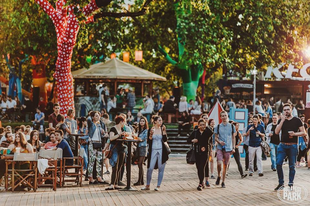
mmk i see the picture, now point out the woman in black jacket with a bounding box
[188,119,213,191]
[142,115,169,191]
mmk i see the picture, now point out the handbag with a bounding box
[186,145,196,164]
[92,142,102,149]
[105,144,117,159]
[260,140,271,156]
[163,142,171,155]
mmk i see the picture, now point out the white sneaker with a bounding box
[154,187,160,191]
[141,187,150,190]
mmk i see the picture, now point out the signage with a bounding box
[231,83,253,89]
[265,63,310,80]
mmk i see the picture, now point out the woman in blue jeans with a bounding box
[266,114,280,171]
[134,116,149,186]
[142,116,169,191]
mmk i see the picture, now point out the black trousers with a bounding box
[297,147,307,162]
[195,152,208,185]
[111,151,125,185]
[178,124,191,134]
[205,159,209,178]
[0,159,5,178]
[233,148,244,176]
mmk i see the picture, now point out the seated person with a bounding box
[55,130,73,165]
[44,132,58,150]
[163,96,177,113]
[178,111,191,136]
[56,114,71,139]
[0,132,14,148]
[8,132,33,154]
[28,130,44,152]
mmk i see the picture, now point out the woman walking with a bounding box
[188,119,213,190]
[134,116,149,186]
[232,122,247,178]
[142,116,169,191]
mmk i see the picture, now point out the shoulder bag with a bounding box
[104,144,117,159]
[161,125,171,155]
[186,144,196,164]
[186,130,197,164]
[260,140,271,156]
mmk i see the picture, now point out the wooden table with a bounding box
[116,138,142,191]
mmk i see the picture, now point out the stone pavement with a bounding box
[0,155,309,206]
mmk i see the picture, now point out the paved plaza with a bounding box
[0,155,309,206]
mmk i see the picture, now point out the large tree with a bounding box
[2,0,310,107]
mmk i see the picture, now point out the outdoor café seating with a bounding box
[5,152,38,192]
[37,148,63,191]
[62,148,84,187]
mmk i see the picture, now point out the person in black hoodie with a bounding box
[188,118,213,191]
[163,96,176,114]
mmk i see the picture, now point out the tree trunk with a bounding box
[36,0,99,115]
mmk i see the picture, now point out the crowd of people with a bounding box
[1,88,310,192]
[187,102,309,191]
[0,102,171,191]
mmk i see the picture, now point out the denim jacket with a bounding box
[138,129,148,147]
[87,117,106,140]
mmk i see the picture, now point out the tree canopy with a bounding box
[1,0,310,96]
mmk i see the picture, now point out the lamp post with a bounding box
[252,66,257,114]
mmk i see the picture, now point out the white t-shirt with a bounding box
[179,101,188,113]
[92,127,100,142]
[1,100,8,110]
[7,100,16,109]
[254,105,265,114]
[0,135,7,144]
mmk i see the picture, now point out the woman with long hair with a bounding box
[232,122,247,178]
[134,116,149,186]
[188,119,213,191]
[106,115,127,190]
[8,132,33,154]
[28,130,44,152]
[142,115,169,191]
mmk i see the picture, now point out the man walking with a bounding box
[246,115,265,177]
[214,111,236,188]
[274,103,307,190]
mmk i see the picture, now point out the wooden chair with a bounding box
[62,148,84,187]
[37,148,63,191]
[5,153,38,192]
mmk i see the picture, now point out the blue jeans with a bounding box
[276,143,298,185]
[81,144,88,170]
[269,143,278,169]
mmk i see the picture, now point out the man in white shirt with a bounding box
[141,95,153,123]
